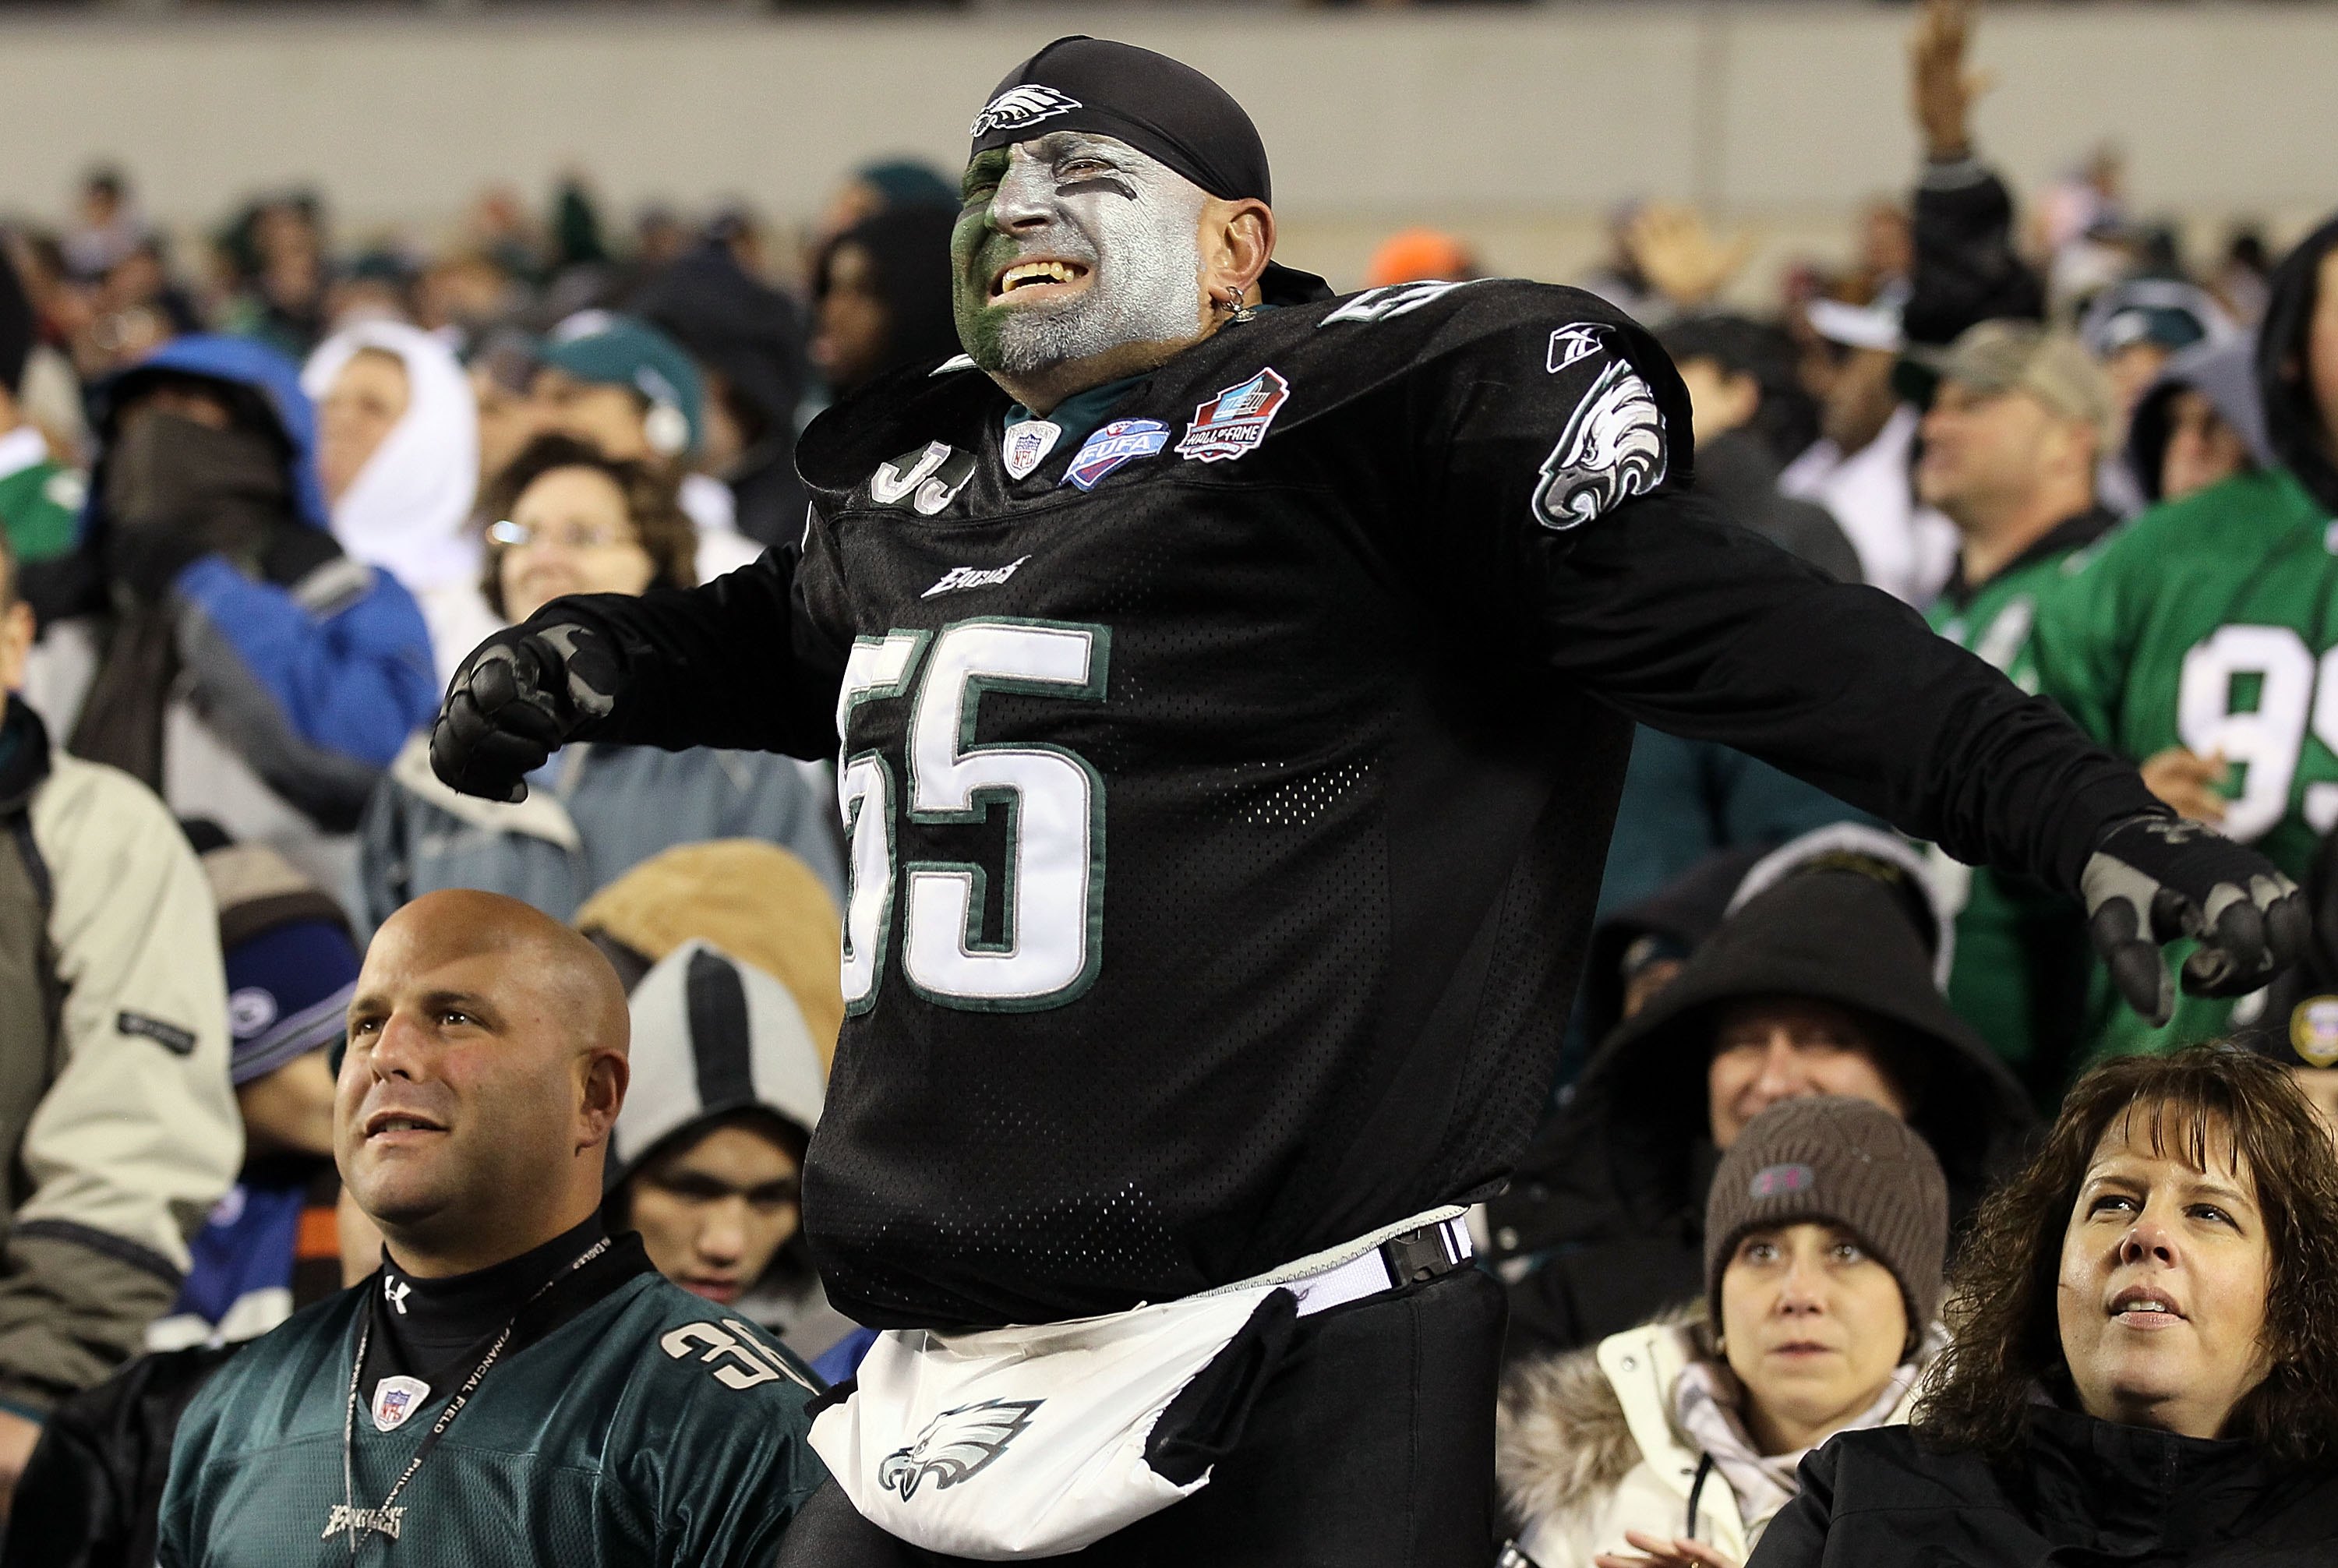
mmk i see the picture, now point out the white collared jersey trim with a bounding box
[1319,278,1486,324]
[931,354,979,377]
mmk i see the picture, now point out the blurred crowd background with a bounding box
[2,1,2338,1562]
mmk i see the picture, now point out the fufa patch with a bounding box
[370,1375,432,1433]
[1175,369,1291,464]
[2293,996,2338,1068]
[1065,419,1170,491]
[970,85,1082,139]
[1002,421,1061,480]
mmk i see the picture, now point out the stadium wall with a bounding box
[6,3,2335,290]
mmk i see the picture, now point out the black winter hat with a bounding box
[1588,864,2033,1201]
[632,242,809,431]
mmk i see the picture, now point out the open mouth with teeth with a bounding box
[365,1110,447,1141]
[990,258,1092,302]
[2110,1284,2186,1326]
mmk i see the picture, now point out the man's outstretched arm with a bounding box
[429,545,846,802]
[1536,491,2304,1021]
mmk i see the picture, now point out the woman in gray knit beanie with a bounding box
[1499,1096,1948,1568]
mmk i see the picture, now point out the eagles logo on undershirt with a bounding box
[1530,358,1667,531]
[877,1399,1044,1501]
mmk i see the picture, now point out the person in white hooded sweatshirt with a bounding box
[1496,1097,1948,1568]
[305,320,502,685]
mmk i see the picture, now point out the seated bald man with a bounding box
[157,890,828,1566]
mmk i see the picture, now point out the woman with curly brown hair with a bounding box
[1750,1045,2338,1566]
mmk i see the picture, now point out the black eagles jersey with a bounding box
[557,279,2156,1327]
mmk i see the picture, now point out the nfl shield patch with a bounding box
[370,1375,433,1433]
[1001,420,1061,480]
[1065,419,1171,491]
[1175,369,1291,464]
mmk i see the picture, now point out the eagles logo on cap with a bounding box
[970,85,1083,140]
[2291,996,2338,1068]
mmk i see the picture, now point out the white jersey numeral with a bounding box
[835,619,1110,1013]
[837,634,925,1012]
[2176,625,2338,842]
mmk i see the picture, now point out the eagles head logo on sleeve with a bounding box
[1530,359,1668,531]
[876,1398,1044,1501]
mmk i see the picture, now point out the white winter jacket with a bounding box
[1498,1315,1928,1568]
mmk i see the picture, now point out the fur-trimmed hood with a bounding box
[1499,1306,1709,1530]
[1499,1305,1941,1553]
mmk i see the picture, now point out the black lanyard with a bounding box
[327,1237,610,1551]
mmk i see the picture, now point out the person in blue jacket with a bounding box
[21,334,437,901]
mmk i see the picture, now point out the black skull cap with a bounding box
[969,37,1271,207]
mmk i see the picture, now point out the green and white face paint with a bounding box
[952,132,1212,377]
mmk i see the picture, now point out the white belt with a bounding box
[1215,1204,1476,1319]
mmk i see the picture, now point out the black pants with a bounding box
[777,1266,1504,1568]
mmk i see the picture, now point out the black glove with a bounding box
[429,623,620,803]
[2083,813,2310,1026]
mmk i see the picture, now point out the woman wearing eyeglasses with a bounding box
[356,433,843,929]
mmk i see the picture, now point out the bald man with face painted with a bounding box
[157,891,827,1567]
[429,38,2301,1564]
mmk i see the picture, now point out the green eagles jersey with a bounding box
[1927,512,2119,1093]
[160,1257,828,1568]
[2033,468,2338,1064]
[0,454,82,564]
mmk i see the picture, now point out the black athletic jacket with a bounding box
[542,277,2156,1328]
[1753,1408,2338,1567]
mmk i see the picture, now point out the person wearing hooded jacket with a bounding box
[19,335,437,902]
[2123,334,2274,510]
[1499,1097,1949,1568]
[807,205,962,405]
[633,238,813,553]
[303,320,502,687]
[2029,211,2338,1069]
[1488,833,2034,1365]
[0,525,239,1522]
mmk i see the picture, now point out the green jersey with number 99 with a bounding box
[2032,465,2338,1064]
[1927,509,2120,1093]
